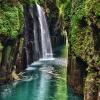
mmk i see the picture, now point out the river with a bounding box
[0,59,83,100]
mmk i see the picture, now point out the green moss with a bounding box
[0,43,3,49]
[70,3,85,53]
[0,2,24,39]
[84,0,100,16]
[67,0,100,69]
[94,3,100,16]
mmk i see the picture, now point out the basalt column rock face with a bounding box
[23,4,42,64]
[0,35,25,83]
[68,56,88,95]
[23,4,34,65]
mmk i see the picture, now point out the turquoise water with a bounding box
[67,86,83,100]
[0,63,83,100]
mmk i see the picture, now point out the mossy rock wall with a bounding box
[0,1,34,83]
[68,0,100,99]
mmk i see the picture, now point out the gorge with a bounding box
[0,0,100,100]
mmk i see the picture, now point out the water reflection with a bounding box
[0,64,82,100]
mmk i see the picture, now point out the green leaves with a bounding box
[0,2,24,39]
[84,0,99,15]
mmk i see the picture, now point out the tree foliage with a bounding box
[0,1,23,39]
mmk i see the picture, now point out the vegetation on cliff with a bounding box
[0,1,24,39]
[67,0,100,99]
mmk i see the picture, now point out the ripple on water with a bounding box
[0,59,83,100]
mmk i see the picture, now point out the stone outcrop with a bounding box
[67,0,100,99]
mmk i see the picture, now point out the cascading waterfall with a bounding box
[26,4,54,68]
[36,4,53,60]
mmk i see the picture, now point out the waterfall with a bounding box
[26,4,54,68]
[36,4,53,60]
